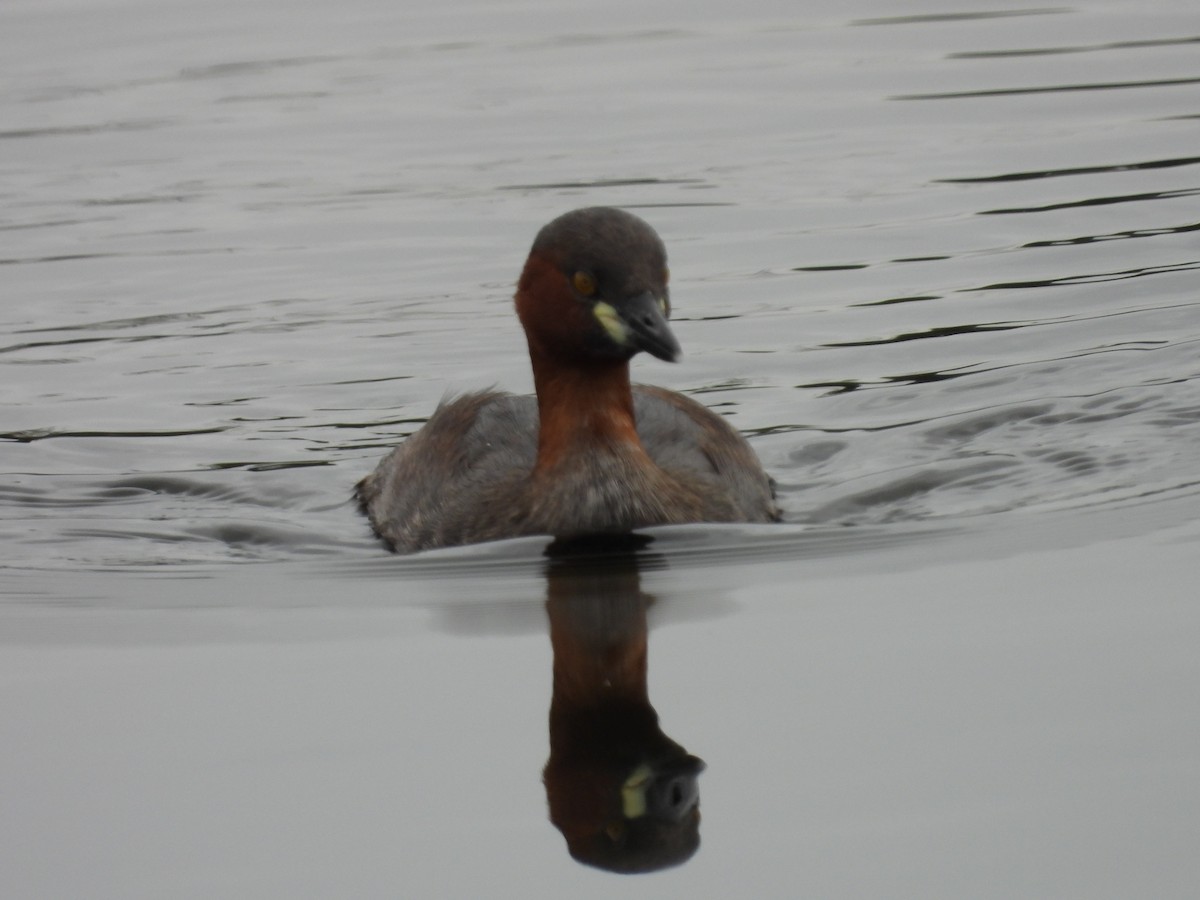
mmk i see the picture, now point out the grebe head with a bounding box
[515,207,680,365]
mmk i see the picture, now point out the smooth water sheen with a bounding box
[3,1,1199,897]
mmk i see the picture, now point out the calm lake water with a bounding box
[3,0,1199,896]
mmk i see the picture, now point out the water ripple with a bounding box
[0,119,171,140]
[893,76,1200,101]
[2,427,227,444]
[979,187,1200,214]
[853,9,1069,27]
[949,35,1200,59]
[938,155,1200,183]
[1023,221,1200,248]
[970,261,1200,290]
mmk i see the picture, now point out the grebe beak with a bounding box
[621,290,681,363]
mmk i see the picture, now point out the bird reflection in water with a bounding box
[541,537,705,873]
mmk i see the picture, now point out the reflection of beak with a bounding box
[620,290,681,362]
[622,755,705,822]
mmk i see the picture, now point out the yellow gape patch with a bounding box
[593,302,628,346]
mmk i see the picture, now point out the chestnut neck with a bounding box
[527,345,647,473]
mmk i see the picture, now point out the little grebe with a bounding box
[357,207,779,552]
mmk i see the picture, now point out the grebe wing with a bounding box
[633,384,779,522]
[356,391,538,550]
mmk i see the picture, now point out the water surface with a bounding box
[2,0,1199,896]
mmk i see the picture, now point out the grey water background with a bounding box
[3,0,1199,897]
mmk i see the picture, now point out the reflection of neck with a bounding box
[529,350,645,473]
[547,589,650,715]
[542,564,703,873]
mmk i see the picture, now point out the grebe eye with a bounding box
[572,271,597,297]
